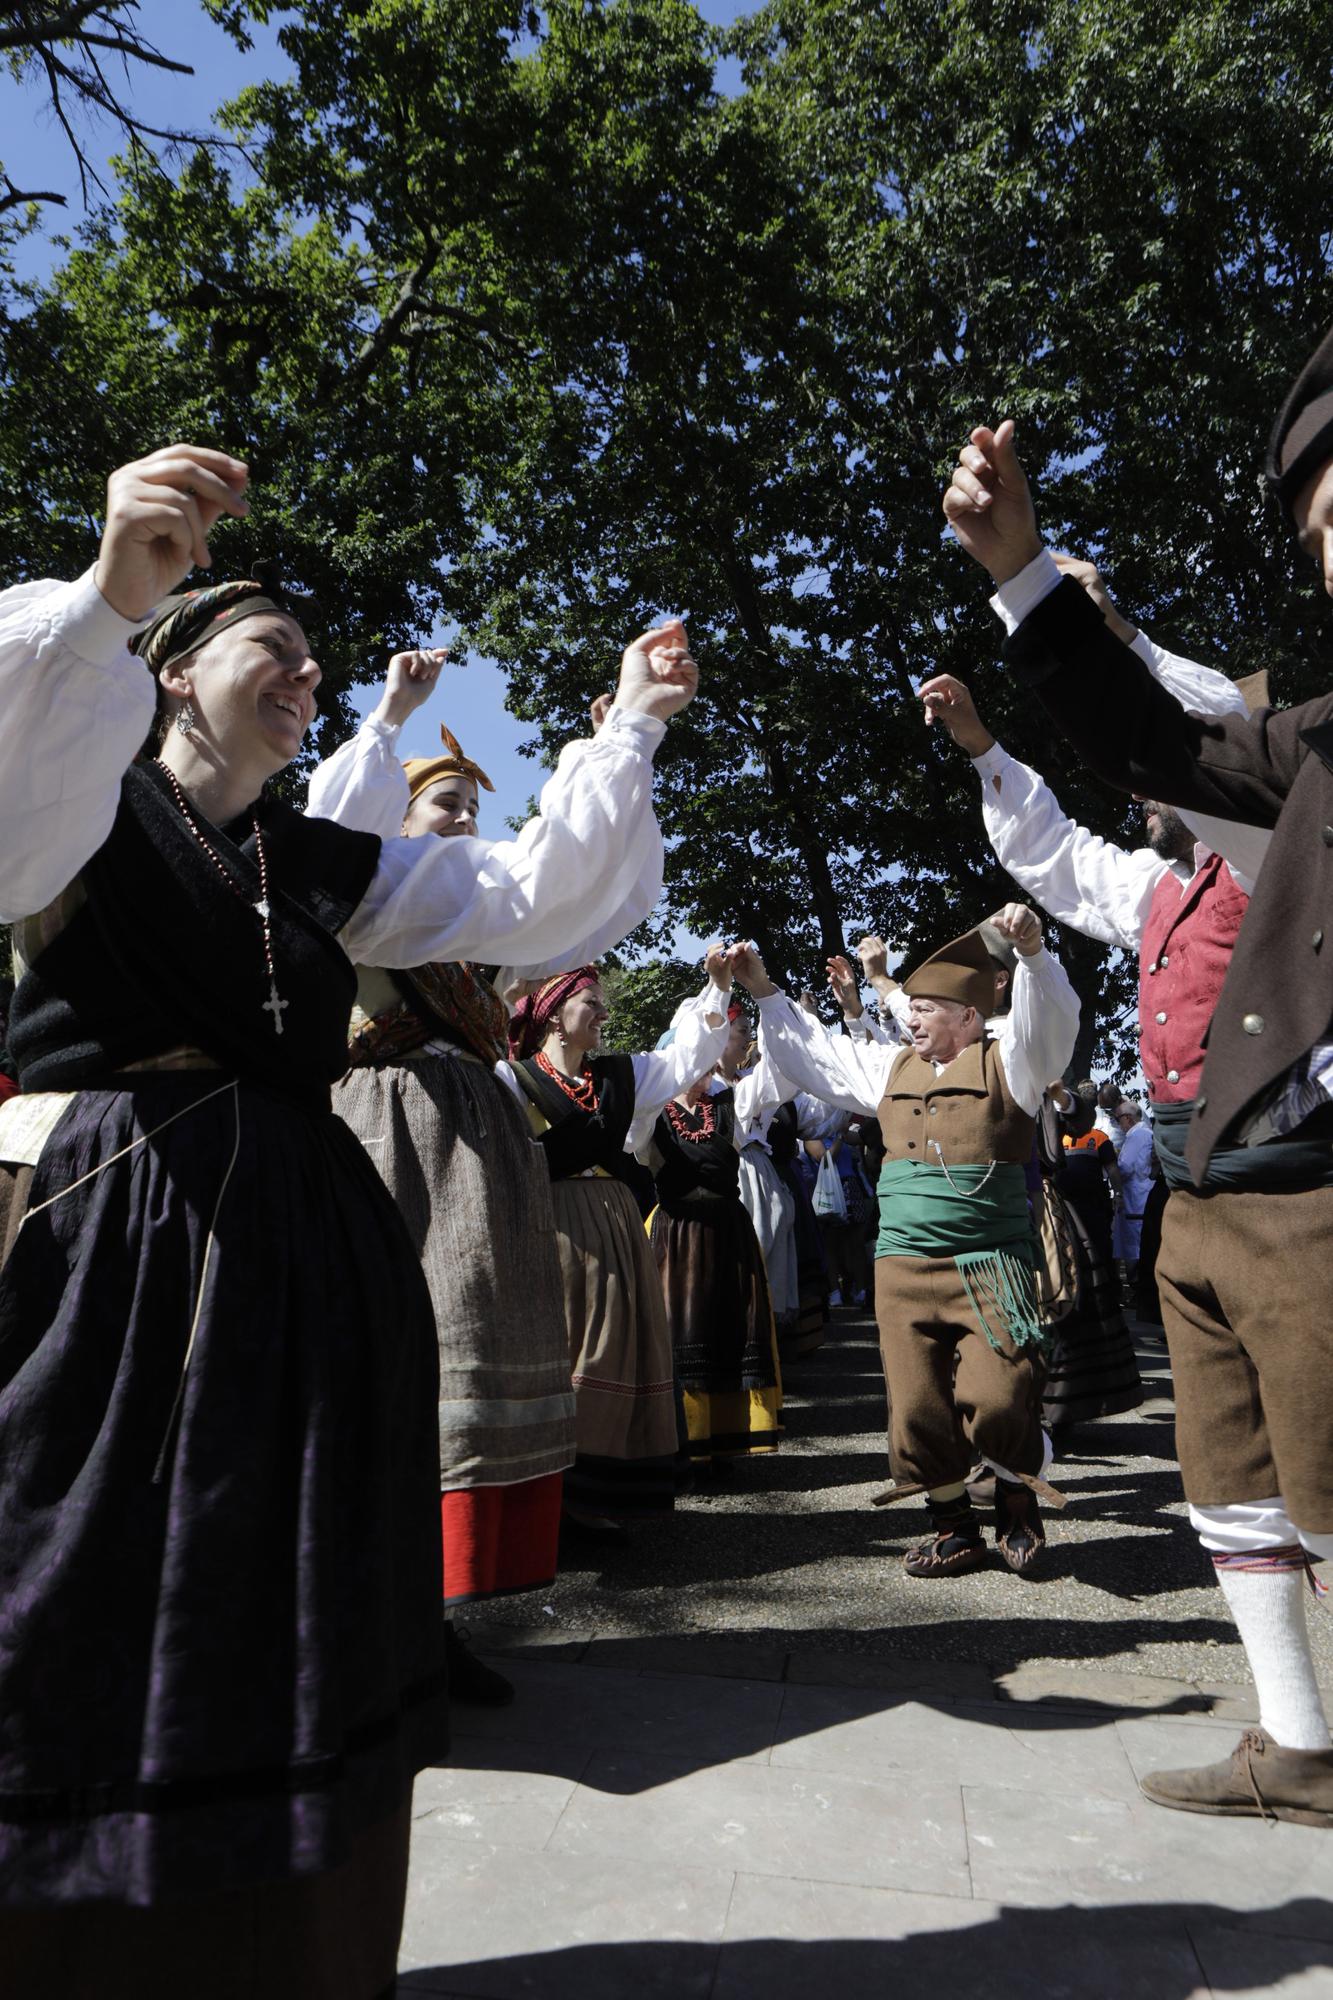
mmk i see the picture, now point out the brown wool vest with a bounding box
[877,1040,1035,1169]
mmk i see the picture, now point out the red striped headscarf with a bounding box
[507,966,601,1060]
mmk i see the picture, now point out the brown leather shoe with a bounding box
[904,1495,988,1577]
[1140,1727,1333,1827]
[994,1478,1045,1574]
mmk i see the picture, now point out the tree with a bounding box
[599,955,705,1054]
[2,0,1330,1079]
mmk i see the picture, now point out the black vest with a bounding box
[513,1053,637,1181]
[10,761,380,1111]
[651,1089,740,1205]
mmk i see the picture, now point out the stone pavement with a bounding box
[394,1312,1333,1997]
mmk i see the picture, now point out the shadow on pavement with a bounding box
[395,1898,1333,1999]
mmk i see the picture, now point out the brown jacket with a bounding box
[1003,577,1333,1184]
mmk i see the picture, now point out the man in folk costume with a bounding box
[728,909,1079,1575]
[939,326,1333,1827]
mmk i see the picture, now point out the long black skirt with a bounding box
[651,1194,782,1458]
[1041,1198,1144,1432]
[0,1075,448,1912]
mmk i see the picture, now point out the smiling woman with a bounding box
[0,442,691,1997]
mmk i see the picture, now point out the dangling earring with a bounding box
[175,697,198,737]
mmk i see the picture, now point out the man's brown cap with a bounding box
[901,927,998,1016]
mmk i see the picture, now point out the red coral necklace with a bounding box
[666,1094,716,1143]
[535,1049,599,1111]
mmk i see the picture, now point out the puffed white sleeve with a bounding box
[1129,633,1270,887]
[753,989,898,1115]
[996,946,1081,1117]
[623,984,732,1151]
[845,986,911,1045]
[338,704,665,968]
[972,742,1162,952]
[0,573,156,920]
[305,709,409,838]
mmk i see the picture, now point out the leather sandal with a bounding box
[994,1478,1045,1574]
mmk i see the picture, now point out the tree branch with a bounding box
[0,2,109,53]
[0,174,67,213]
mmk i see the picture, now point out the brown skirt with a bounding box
[552,1175,679,1513]
[0,1798,411,2000]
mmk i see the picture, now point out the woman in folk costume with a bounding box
[309,654,659,1705]
[497,958,732,1529]
[638,1021,784,1462]
[727,912,1079,1577]
[0,446,693,1998]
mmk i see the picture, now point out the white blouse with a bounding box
[752,946,1079,1120]
[0,575,667,971]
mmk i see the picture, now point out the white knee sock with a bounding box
[1213,1561,1331,1752]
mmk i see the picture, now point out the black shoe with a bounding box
[993,1478,1045,1574]
[444,1621,515,1706]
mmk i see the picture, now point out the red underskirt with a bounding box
[440,1472,564,1606]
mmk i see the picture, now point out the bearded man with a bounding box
[938,325,1333,1829]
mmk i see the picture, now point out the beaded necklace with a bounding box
[535,1048,599,1111]
[666,1094,716,1144]
[156,762,288,1035]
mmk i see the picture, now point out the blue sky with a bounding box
[2,0,745,861]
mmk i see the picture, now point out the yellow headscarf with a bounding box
[402,723,495,804]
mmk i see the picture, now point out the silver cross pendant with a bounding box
[263,979,289,1034]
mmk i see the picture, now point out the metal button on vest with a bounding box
[1242,1012,1265,1035]
[1160,953,1169,967]
[1155,1010,1167,1024]
[1147,960,1157,973]
[1323,825,1333,847]
[1315,930,1325,950]
[1166,1068,1180,1083]
[1197,1094,1207,1112]
[927,1104,938,1115]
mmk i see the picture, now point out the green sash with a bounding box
[876,1158,1046,1355]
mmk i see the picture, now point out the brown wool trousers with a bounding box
[874,1254,1045,1492]
[1158,1183,1333,1532]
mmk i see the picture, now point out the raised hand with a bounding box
[856,936,888,984]
[918,673,996,757]
[826,954,861,1017]
[725,942,776,998]
[615,618,699,722]
[1050,555,1139,645]
[589,691,614,733]
[941,421,1043,584]
[704,941,732,991]
[989,901,1043,957]
[378,647,449,727]
[94,445,251,622]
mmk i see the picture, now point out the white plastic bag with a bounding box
[812,1150,848,1221]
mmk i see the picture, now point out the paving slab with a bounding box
[453,1658,784,1768]
[581,1634,789,1681]
[548,1747,972,1898]
[396,1831,732,1998]
[1189,1924,1333,1997]
[713,1873,1211,2000]
[963,1781,1333,1926]
[409,1738,592,1851]
[771,1688,1142,1802]
[781,1647,993,1700]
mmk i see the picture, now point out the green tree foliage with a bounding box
[598,954,705,1053]
[1,0,1330,1076]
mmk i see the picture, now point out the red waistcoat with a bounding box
[1139,852,1249,1103]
